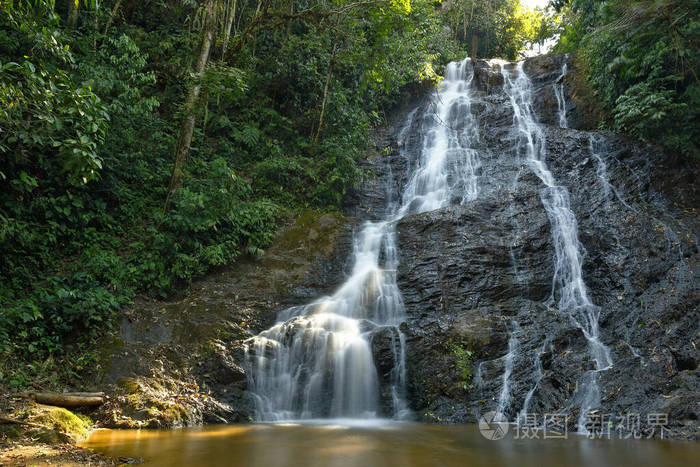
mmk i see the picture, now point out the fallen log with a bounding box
[59,392,105,398]
[22,391,104,407]
[0,416,45,428]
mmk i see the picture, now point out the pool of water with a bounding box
[79,422,697,466]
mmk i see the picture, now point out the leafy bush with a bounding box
[451,340,474,390]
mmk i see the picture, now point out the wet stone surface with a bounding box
[396,55,698,440]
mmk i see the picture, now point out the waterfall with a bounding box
[496,323,520,417]
[244,57,618,431]
[590,135,611,207]
[244,58,480,422]
[517,340,549,424]
[553,60,568,128]
[502,62,612,433]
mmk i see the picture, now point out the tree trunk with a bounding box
[312,43,338,149]
[0,417,45,428]
[102,0,123,37]
[250,0,263,58]
[162,1,216,216]
[23,391,104,407]
[221,0,236,60]
[224,1,271,60]
[471,32,478,60]
[92,0,99,52]
[66,0,79,28]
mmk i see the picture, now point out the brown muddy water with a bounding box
[79,421,697,466]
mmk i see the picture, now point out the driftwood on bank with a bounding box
[21,391,105,407]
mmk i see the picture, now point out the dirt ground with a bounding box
[0,442,116,466]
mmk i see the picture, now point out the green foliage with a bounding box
[0,0,457,385]
[530,7,561,52]
[555,0,699,158]
[0,9,109,185]
[451,340,474,390]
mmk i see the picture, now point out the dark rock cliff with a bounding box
[396,54,698,439]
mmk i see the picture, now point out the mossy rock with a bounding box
[118,377,141,394]
[29,405,92,442]
[94,335,126,378]
[109,379,190,428]
[567,51,609,130]
[275,210,345,251]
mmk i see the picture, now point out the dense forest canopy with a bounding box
[553,0,698,159]
[0,0,696,387]
[443,0,538,59]
[0,0,462,386]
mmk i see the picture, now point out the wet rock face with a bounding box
[473,59,504,92]
[98,210,359,426]
[370,325,405,416]
[473,54,593,129]
[473,55,569,127]
[97,89,421,427]
[395,54,699,439]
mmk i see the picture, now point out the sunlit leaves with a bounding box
[390,0,412,14]
[443,0,550,59]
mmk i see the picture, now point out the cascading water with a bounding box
[502,62,613,433]
[553,60,568,128]
[244,58,481,422]
[590,135,612,207]
[496,322,520,416]
[517,340,550,424]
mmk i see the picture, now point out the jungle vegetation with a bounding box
[1,0,695,387]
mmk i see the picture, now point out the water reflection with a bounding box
[80,423,697,467]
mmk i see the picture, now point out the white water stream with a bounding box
[244,59,481,421]
[245,57,613,434]
[502,62,613,433]
[554,60,569,129]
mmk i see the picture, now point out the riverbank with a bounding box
[0,441,114,466]
[0,393,115,465]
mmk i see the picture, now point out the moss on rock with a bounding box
[0,402,92,444]
[30,405,92,442]
[567,51,610,130]
[101,377,193,428]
